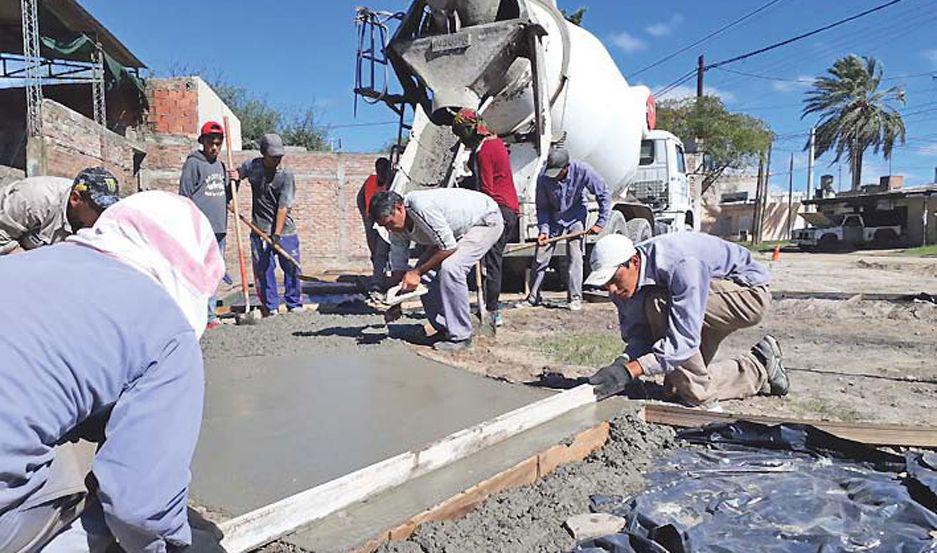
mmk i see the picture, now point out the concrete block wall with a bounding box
[27,99,141,194]
[140,138,379,277]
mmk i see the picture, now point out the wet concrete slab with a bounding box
[190,350,552,518]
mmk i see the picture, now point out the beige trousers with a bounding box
[644,280,771,406]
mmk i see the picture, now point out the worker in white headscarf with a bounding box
[0,191,224,553]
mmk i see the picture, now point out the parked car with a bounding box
[794,213,902,251]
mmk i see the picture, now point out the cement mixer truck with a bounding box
[354,1,699,283]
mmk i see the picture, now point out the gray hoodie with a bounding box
[179,150,230,234]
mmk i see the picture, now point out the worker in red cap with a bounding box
[451,107,519,328]
[179,120,231,330]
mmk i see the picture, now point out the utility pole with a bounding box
[760,142,772,243]
[807,127,816,199]
[696,55,705,99]
[787,153,794,240]
[752,154,764,244]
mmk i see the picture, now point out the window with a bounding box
[639,140,655,165]
[675,145,686,174]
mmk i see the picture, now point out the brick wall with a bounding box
[140,137,379,276]
[147,78,199,137]
[27,100,142,193]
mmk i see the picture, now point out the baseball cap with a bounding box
[584,234,637,288]
[73,167,120,209]
[199,121,224,139]
[543,144,570,179]
[260,133,285,157]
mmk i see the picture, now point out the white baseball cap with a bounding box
[584,234,637,287]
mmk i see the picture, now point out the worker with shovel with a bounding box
[357,157,394,294]
[234,133,303,316]
[370,189,503,352]
[179,120,231,330]
[522,144,611,312]
[585,233,790,410]
[451,108,519,328]
[0,191,223,552]
[0,167,120,255]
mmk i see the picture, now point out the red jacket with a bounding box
[475,137,519,213]
[361,174,386,218]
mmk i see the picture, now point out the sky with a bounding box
[78,0,937,193]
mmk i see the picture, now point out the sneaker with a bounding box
[515,296,540,309]
[288,306,305,313]
[433,338,473,352]
[568,299,583,312]
[752,334,789,396]
[205,320,222,331]
[492,311,504,327]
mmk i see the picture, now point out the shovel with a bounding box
[475,261,496,337]
[228,207,319,282]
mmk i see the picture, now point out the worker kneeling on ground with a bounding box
[586,233,790,409]
[370,189,504,352]
[0,167,120,255]
[0,191,224,552]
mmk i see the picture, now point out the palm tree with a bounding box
[802,55,906,191]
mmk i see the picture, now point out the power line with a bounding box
[653,69,697,98]
[707,0,905,70]
[628,0,786,79]
[330,120,398,129]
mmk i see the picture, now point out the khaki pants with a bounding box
[644,280,771,406]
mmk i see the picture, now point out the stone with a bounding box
[563,512,627,541]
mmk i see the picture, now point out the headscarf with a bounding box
[67,191,224,338]
[451,107,491,141]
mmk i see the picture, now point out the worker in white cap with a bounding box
[584,232,790,409]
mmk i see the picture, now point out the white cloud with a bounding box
[654,84,736,103]
[645,14,685,38]
[909,142,937,156]
[609,31,646,53]
[922,49,937,65]
[771,76,815,93]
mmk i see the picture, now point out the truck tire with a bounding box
[818,234,839,251]
[624,218,653,243]
[872,229,898,248]
[597,211,628,238]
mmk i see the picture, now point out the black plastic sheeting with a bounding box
[573,421,937,553]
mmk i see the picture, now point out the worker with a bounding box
[0,191,224,552]
[451,108,519,328]
[522,144,611,312]
[234,133,303,316]
[370,188,504,352]
[585,233,790,409]
[357,157,393,294]
[0,167,120,255]
[180,120,231,330]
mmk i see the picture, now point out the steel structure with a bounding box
[91,41,106,126]
[20,0,43,136]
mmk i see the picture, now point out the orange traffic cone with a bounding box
[771,245,781,262]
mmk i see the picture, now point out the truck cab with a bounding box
[628,130,698,234]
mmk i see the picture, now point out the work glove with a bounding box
[270,233,281,248]
[589,355,635,400]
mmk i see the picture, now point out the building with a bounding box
[802,176,937,247]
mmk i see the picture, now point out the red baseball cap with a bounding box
[199,121,224,139]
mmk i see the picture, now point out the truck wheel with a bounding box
[597,211,628,238]
[872,229,898,248]
[818,234,839,251]
[624,218,653,243]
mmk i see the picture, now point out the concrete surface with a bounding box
[762,252,937,295]
[282,397,633,553]
[190,351,551,519]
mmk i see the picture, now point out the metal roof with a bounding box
[0,0,144,68]
[803,185,937,205]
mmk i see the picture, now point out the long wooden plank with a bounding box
[218,384,596,552]
[642,403,937,448]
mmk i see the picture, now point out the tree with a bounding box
[281,108,331,152]
[560,7,587,26]
[656,95,773,193]
[802,55,905,191]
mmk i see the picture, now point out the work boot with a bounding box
[433,337,473,352]
[752,334,789,396]
[492,311,504,327]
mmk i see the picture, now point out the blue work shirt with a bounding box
[612,233,771,375]
[0,244,204,552]
[535,160,612,236]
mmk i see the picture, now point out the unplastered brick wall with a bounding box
[27,99,140,192]
[140,137,379,276]
[146,77,243,150]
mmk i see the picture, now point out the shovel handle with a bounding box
[504,230,589,255]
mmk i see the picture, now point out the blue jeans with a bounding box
[207,233,226,322]
[250,233,302,312]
